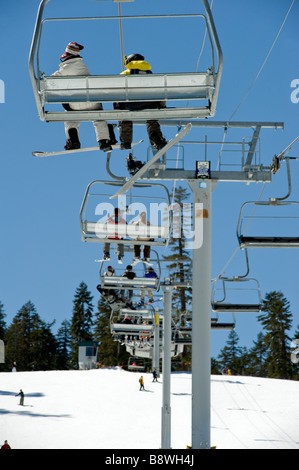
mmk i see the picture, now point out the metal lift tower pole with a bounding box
[188,179,213,449]
[161,283,173,449]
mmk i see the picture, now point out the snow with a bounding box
[0,368,298,449]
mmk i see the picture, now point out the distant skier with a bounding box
[1,440,11,449]
[139,376,145,391]
[15,389,24,406]
[152,369,158,382]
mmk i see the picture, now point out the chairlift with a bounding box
[211,276,262,313]
[127,357,146,372]
[110,308,155,337]
[29,0,223,123]
[177,317,235,337]
[237,157,299,249]
[211,315,236,330]
[99,252,161,291]
[237,201,299,249]
[79,180,172,247]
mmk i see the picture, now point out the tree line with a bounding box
[0,281,130,372]
[212,291,299,380]
[0,283,298,380]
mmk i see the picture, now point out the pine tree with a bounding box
[0,301,6,339]
[93,297,130,367]
[246,332,268,377]
[69,282,94,368]
[217,330,242,374]
[5,301,57,371]
[0,301,6,371]
[163,185,192,370]
[258,291,293,379]
[164,185,192,315]
[291,325,299,380]
[56,319,71,370]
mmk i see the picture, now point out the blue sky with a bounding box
[0,0,298,358]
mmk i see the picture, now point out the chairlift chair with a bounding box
[177,317,235,336]
[127,357,146,371]
[99,251,161,292]
[29,0,223,123]
[237,200,299,249]
[211,316,236,330]
[79,180,173,247]
[237,156,299,248]
[110,309,155,337]
[211,276,262,313]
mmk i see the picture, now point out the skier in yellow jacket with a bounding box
[114,54,167,151]
[139,376,145,391]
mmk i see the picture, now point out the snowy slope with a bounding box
[0,368,298,450]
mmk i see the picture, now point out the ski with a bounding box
[110,123,192,199]
[132,258,153,266]
[32,140,143,158]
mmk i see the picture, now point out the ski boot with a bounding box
[126,153,144,175]
[99,139,112,152]
[65,128,80,150]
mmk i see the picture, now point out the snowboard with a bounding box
[32,140,143,158]
[110,123,192,199]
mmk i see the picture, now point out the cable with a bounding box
[195,0,214,72]
[214,1,294,279]
[171,0,214,205]
[215,183,266,280]
[216,0,294,170]
[229,0,294,121]
[117,2,125,71]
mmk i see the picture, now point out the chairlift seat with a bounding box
[128,357,146,371]
[211,302,262,313]
[38,72,217,121]
[111,323,154,334]
[101,276,159,290]
[175,320,235,339]
[119,308,152,316]
[82,221,169,245]
[239,235,299,249]
[128,364,146,371]
[211,321,235,330]
[237,200,299,249]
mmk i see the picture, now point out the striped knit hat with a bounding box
[60,42,84,60]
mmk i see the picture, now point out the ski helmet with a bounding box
[124,54,144,66]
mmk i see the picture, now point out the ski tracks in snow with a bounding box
[211,377,299,449]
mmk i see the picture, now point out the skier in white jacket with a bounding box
[52,42,115,152]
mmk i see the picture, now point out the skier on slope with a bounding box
[139,376,145,390]
[15,389,24,406]
[1,440,11,449]
[52,42,116,152]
